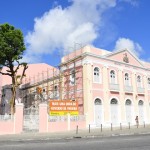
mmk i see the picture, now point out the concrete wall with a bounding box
[0,104,23,135]
[0,103,86,135]
[39,104,86,133]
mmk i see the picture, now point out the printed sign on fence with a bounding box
[49,100,78,116]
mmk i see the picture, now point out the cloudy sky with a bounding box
[0,0,150,66]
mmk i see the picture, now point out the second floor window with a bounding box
[54,85,58,97]
[137,75,142,87]
[94,67,100,82]
[125,73,130,86]
[70,69,75,85]
[148,78,150,89]
[110,70,116,84]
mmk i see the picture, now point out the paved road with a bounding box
[0,134,150,150]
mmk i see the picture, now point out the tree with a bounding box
[0,23,28,114]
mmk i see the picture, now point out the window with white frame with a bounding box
[138,100,144,105]
[110,70,116,84]
[148,78,150,89]
[54,85,58,97]
[70,69,75,85]
[137,75,142,87]
[110,98,118,104]
[94,98,102,105]
[125,99,132,105]
[94,67,100,82]
[54,85,57,92]
[124,73,130,86]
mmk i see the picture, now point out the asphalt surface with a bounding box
[0,134,150,150]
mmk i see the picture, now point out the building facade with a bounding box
[61,45,150,127]
[1,45,150,127]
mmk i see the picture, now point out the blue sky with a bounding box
[0,0,150,66]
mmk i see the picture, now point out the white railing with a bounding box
[48,115,86,122]
[70,115,85,121]
[48,116,68,122]
[124,86,133,93]
[137,87,145,93]
[0,115,14,121]
[109,83,119,91]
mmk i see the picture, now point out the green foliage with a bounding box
[0,23,25,66]
[0,23,28,114]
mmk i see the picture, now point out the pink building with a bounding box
[0,63,57,114]
[61,45,150,127]
[1,45,150,128]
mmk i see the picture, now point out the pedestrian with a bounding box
[135,116,139,127]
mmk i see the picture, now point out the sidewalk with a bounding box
[0,125,150,142]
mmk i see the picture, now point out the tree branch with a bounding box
[17,63,28,85]
[0,71,11,76]
[14,60,21,73]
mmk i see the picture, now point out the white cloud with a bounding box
[24,0,117,63]
[114,37,143,56]
[23,0,140,63]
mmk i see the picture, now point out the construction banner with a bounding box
[50,111,79,116]
[49,100,78,116]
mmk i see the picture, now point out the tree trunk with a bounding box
[11,84,16,115]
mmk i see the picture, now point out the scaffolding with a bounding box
[20,44,85,114]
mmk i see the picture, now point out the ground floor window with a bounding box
[138,100,144,124]
[94,98,102,126]
[125,99,132,124]
[110,98,118,125]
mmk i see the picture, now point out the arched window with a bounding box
[70,69,75,85]
[94,98,102,105]
[94,67,100,82]
[125,73,130,86]
[110,98,118,104]
[138,100,144,105]
[110,70,116,84]
[54,85,58,97]
[148,78,150,88]
[137,75,142,87]
[125,99,132,105]
[54,85,57,91]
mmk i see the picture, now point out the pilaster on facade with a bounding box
[102,65,110,123]
[83,63,93,126]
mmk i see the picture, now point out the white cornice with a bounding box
[60,50,150,72]
[104,49,144,67]
[82,59,93,65]
[83,57,149,75]
[82,52,150,72]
